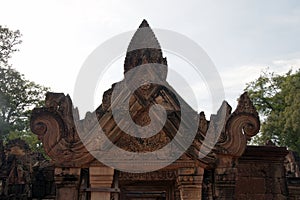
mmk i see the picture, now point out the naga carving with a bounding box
[30,93,95,167]
[218,92,260,157]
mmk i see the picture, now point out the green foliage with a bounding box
[0,25,22,66]
[245,69,300,153]
[0,67,48,138]
[0,25,49,152]
[7,130,45,153]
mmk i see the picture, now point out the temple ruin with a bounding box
[25,20,300,200]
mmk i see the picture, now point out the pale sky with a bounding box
[1,0,300,116]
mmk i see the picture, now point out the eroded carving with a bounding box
[119,170,176,181]
[30,93,94,167]
[30,21,260,171]
[219,92,260,157]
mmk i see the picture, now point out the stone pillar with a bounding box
[214,155,237,200]
[176,167,204,200]
[89,166,114,200]
[174,187,181,200]
[54,167,81,200]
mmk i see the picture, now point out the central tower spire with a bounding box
[124,19,168,79]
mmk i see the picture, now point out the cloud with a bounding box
[218,58,300,111]
[272,58,300,72]
[1,0,299,119]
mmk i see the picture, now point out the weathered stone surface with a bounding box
[31,161,55,199]
[0,139,55,199]
[235,146,289,200]
[285,151,300,178]
[54,167,81,200]
[28,20,267,200]
[287,177,300,200]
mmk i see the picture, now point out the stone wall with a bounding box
[0,139,55,200]
[287,177,300,200]
[31,161,55,199]
[285,151,300,199]
[2,139,300,199]
[235,146,289,200]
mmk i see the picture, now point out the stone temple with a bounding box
[25,20,300,200]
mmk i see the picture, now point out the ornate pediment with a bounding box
[30,20,260,170]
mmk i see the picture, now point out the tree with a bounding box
[0,25,22,66]
[0,25,49,151]
[245,69,300,154]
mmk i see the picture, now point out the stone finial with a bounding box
[139,19,150,28]
[124,20,168,79]
[219,92,260,157]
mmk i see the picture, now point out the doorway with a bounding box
[120,181,174,200]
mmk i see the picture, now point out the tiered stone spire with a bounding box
[124,19,168,79]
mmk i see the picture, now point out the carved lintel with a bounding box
[119,170,176,181]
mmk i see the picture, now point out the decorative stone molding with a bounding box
[30,93,95,167]
[89,166,114,200]
[30,20,262,200]
[218,92,260,157]
[119,170,176,181]
[176,167,204,200]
